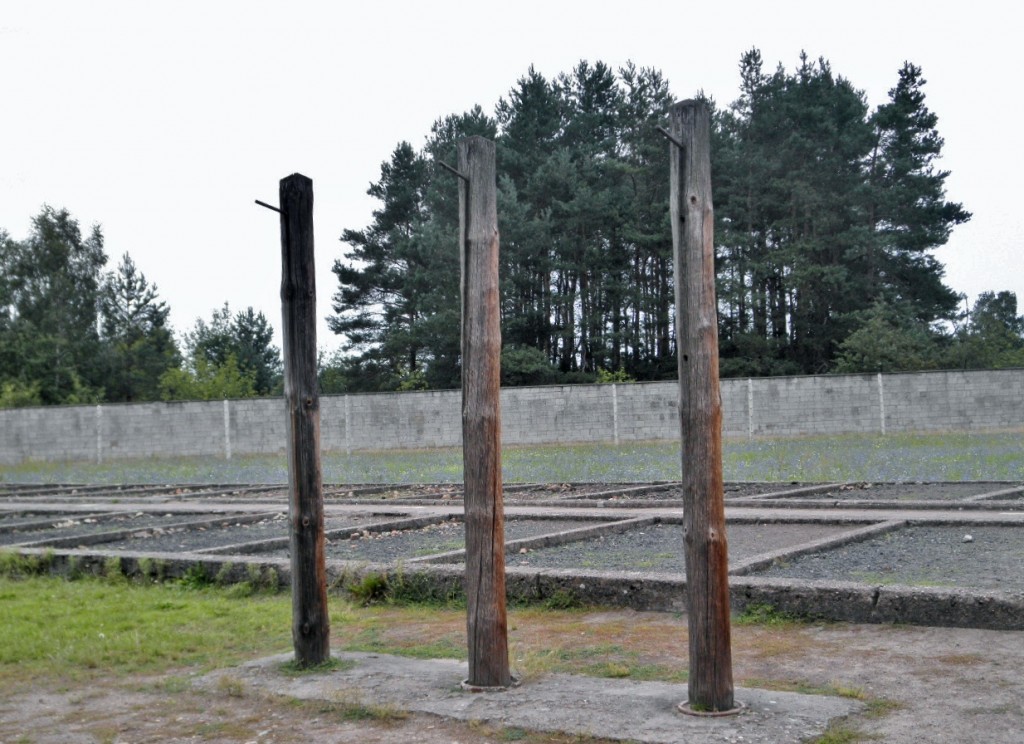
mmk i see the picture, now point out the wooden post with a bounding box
[458,136,511,688]
[669,101,735,712]
[279,173,330,667]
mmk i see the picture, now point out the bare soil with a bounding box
[2,610,1021,743]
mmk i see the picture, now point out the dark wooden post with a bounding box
[669,101,735,712]
[458,136,511,688]
[279,173,330,667]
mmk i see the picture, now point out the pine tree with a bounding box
[99,253,180,402]
[0,207,107,403]
[867,62,970,322]
[181,304,281,396]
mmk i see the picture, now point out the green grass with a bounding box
[734,602,803,627]
[0,574,295,691]
[2,431,1021,485]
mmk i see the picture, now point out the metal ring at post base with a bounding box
[677,699,747,717]
[460,674,522,693]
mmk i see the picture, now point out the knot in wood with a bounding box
[304,397,313,407]
[301,516,310,527]
[301,622,310,635]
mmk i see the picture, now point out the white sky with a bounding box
[2,1,1020,353]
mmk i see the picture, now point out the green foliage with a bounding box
[177,564,213,590]
[541,589,583,610]
[159,352,257,401]
[347,572,390,605]
[946,290,1024,369]
[169,303,281,397]
[0,550,55,578]
[501,345,560,387]
[596,367,634,383]
[834,301,942,373]
[0,207,108,404]
[330,55,973,385]
[0,379,42,409]
[715,51,967,374]
[103,556,124,582]
[395,369,429,391]
[99,253,180,402]
[735,602,801,627]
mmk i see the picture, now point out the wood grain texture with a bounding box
[279,173,330,667]
[458,136,511,688]
[670,101,735,711]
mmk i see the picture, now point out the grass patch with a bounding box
[806,722,875,744]
[735,602,803,627]
[4,430,1022,484]
[742,678,867,699]
[279,657,353,676]
[0,574,295,691]
[287,691,408,723]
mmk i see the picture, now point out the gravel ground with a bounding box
[0,512,251,547]
[0,512,102,529]
[571,482,824,503]
[101,514,382,553]
[502,522,860,573]
[784,482,1016,501]
[756,524,1024,591]
[251,518,607,562]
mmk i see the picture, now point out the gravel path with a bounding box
[0,512,249,547]
[102,514,382,553]
[756,524,1024,591]
[503,522,859,573]
[254,518,607,562]
[786,482,1015,501]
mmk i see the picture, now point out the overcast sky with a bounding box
[2,1,1020,354]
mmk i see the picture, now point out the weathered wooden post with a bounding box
[668,101,735,712]
[457,136,512,688]
[279,173,330,667]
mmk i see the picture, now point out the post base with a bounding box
[461,673,522,693]
[677,699,746,717]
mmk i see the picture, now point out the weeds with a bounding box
[0,549,54,578]
[279,657,351,676]
[178,563,212,590]
[735,602,802,627]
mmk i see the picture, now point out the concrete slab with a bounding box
[201,651,861,743]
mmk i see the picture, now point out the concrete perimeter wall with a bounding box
[1,368,1021,465]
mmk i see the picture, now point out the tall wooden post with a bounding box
[279,173,330,667]
[458,136,511,688]
[669,101,735,712]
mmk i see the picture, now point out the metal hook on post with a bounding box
[436,160,469,183]
[254,199,282,214]
[656,126,686,151]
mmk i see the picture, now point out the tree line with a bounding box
[0,207,282,408]
[325,51,1023,392]
[4,51,1022,408]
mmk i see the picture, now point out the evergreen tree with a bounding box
[834,300,942,372]
[99,253,179,402]
[867,62,971,322]
[330,56,973,388]
[947,291,1024,369]
[180,304,281,396]
[330,142,433,385]
[0,207,107,403]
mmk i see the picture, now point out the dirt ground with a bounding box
[2,610,1022,744]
